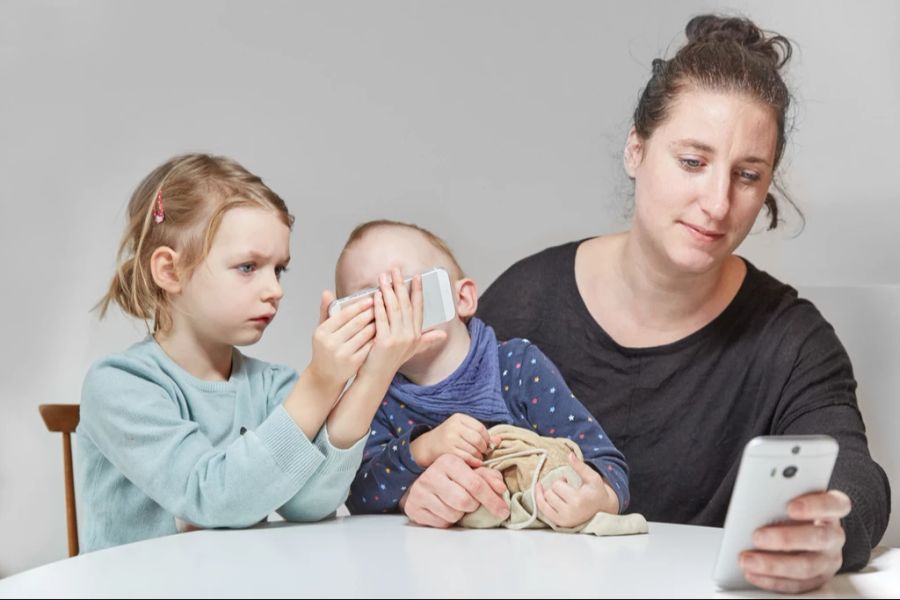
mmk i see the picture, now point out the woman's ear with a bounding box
[624,127,644,178]
[150,246,182,295]
[454,278,479,319]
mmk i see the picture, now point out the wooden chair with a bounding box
[39,404,80,557]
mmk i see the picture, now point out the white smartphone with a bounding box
[712,435,839,590]
[327,266,456,331]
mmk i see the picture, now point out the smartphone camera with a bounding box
[791,445,801,455]
[783,465,798,478]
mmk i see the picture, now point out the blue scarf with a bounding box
[387,318,512,426]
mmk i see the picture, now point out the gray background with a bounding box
[1,0,897,577]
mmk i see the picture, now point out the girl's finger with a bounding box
[334,306,376,342]
[380,272,401,328]
[410,273,424,336]
[323,294,374,333]
[347,323,376,353]
[373,291,389,336]
[392,268,412,330]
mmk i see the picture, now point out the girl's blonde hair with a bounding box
[98,153,293,333]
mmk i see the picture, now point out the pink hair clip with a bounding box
[153,189,165,224]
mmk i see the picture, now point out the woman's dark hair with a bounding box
[632,15,797,229]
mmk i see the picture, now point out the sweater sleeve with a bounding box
[774,306,891,572]
[276,424,367,522]
[79,356,328,529]
[345,404,430,514]
[507,342,631,512]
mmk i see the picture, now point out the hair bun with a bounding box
[684,14,791,69]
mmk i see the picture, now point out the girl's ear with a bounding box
[454,277,478,319]
[150,246,182,294]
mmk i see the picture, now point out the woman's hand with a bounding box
[740,490,851,593]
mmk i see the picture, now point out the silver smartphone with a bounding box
[712,435,839,590]
[327,266,456,331]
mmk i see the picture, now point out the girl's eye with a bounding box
[680,158,703,170]
[275,266,288,279]
[237,263,255,274]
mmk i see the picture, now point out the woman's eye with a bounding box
[237,263,255,274]
[680,158,703,169]
[740,171,761,182]
[275,266,288,279]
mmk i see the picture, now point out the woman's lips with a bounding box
[681,221,725,242]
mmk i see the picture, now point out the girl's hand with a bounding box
[307,290,376,389]
[321,270,448,449]
[358,268,446,379]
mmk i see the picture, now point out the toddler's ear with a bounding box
[455,278,478,319]
[150,247,182,294]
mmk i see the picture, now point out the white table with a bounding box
[0,515,897,598]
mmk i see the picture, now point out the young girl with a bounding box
[78,153,442,552]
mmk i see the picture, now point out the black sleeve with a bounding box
[774,305,891,572]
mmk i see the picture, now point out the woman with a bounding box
[401,14,891,594]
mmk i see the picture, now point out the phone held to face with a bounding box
[328,267,456,331]
[712,435,838,590]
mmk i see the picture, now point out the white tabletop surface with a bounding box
[0,515,897,598]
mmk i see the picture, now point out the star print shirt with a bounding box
[345,338,629,514]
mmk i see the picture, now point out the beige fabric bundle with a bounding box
[458,424,648,536]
